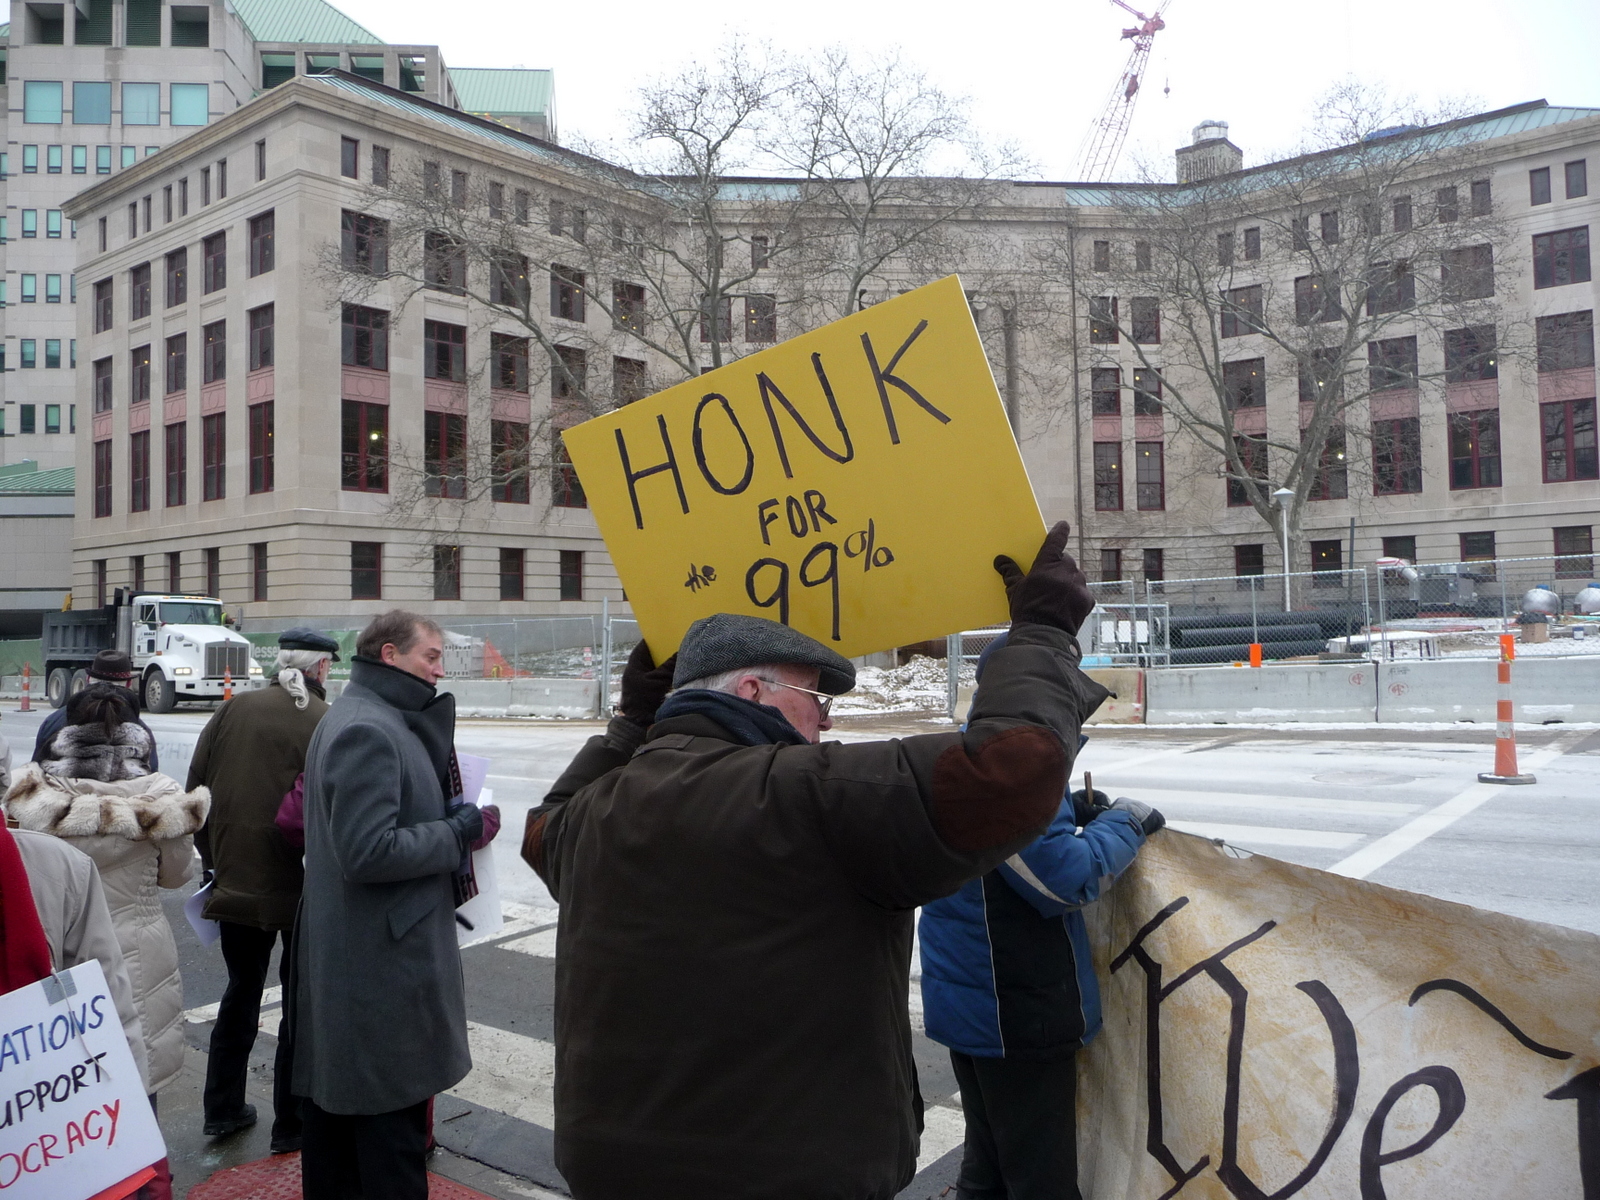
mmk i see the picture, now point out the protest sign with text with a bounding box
[0,961,164,1199]
[1080,833,1600,1199]
[562,275,1045,659]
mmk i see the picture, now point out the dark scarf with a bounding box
[349,657,461,800]
[654,689,808,747]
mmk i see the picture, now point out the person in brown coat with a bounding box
[187,627,339,1153]
[522,522,1107,1200]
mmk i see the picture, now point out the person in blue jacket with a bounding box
[919,634,1165,1200]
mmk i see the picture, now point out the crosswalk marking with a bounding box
[183,985,282,1024]
[1128,788,1419,818]
[1167,821,1362,849]
[500,926,559,958]
[448,1021,558,1130]
[918,1104,967,1174]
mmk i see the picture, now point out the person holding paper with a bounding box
[917,632,1164,1200]
[523,521,1107,1200]
[292,610,498,1200]
[186,627,340,1152]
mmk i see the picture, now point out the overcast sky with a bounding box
[334,0,1598,181]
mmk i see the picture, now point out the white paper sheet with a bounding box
[184,878,222,946]
[457,786,504,944]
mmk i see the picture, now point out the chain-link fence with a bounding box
[1082,554,1600,667]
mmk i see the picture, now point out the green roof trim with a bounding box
[0,465,74,495]
[448,68,554,117]
[231,0,383,46]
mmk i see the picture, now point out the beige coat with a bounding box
[4,763,208,1092]
[11,828,150,1092]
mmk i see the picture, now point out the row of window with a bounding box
[91,307,273,412]
[25,1,209,49]
[100,144,269,252]
[0,404,74,437]
[5,275,74,304]
[1090,312,1593,415]
[5,339,76,370]
[1091,182,1498,274]
[109,539,572,606]
[350,545,586,603]
[115,547,247,606]
[22,81,209,126]
[7,209,73,240]
[1092,394,1597,514]
[93,214,274,334]
[1529,161,1588,206]
[5,144,157,177]
[92,407,266,517]
[1095,527,1597,588]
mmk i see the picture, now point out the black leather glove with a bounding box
[1111,797,1165,837]
[1071,788,1111,826]
[619,642,678,727]
[993,521,1096,634]
[446,802,485,850]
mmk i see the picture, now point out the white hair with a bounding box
[673,664,791,695]
[275,649,331,709]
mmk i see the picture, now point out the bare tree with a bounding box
[774,49,1031,323]
[1051,82,1518,568]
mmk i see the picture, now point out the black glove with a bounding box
[1111,797,1165,837]
[446,802,485,850]
[993,521,1096,634]
[1071,788,1111,826]
[619,642,678,727]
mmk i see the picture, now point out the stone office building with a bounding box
[0,0,550,631]
[64,69,1599,627]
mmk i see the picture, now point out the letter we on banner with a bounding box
[0,960,165,1200]
[1079,833,1600,1199]
[561,275,1046,659]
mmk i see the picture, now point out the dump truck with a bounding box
[41,590,262,713]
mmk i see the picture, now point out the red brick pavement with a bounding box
[187,1152,496,1199]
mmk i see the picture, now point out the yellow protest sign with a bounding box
[562,275,1045,659]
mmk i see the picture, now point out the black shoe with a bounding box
[203,1104,258,1137]
[269,1134,302,1155]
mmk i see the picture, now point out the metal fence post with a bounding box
[598,598,611,717]
[946,632,963,721]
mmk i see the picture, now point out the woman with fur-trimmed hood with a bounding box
[3,684,209,1097]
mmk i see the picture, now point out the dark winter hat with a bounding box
[278,627,342,661]
[672,613,856,696]
[88,650,135,682]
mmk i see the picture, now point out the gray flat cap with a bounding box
[279,627,342,660]
[673,613,855,695]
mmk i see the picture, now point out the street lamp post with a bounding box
[1272,487,1295,613]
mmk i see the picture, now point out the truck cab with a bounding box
[42,591,263,713]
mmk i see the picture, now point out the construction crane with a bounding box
[1075,0,1172,182]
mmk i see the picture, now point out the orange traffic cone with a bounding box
[19,663,30,712]
[1479,634,1535,785]
[223,668,233,701]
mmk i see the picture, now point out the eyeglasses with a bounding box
[755,677,834,717]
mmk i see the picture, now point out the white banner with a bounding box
[0,960,164,1199]
[1081,832,1600,1199]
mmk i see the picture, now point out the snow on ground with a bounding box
[832,655,971,715]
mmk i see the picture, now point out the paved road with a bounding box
[3,705,1595,1196]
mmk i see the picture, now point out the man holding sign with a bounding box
[523,522,1107,1199]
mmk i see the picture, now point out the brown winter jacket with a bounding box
[188,678,328,930]
[521,622,1108,1200]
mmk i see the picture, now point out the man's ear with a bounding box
[731,674,763,703]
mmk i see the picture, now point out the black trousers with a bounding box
[949,1050,1081,1200]
[203,921,300,1141]
[301,1098,430,1200]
